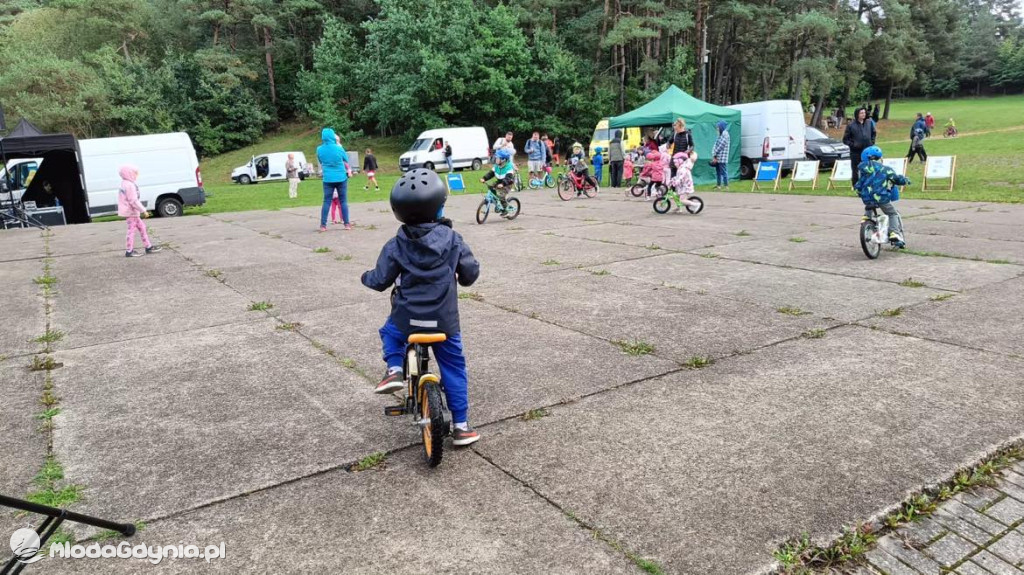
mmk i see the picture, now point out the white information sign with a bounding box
[792,161,818,182]
[831,160,852,181]
[925,156,954,179]
[881,157,907,175]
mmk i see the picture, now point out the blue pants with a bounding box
[594,166,603,184]
[321,181,348,227]
[715,162,729,187]
[379,319,469,424]
[445,157,453,172]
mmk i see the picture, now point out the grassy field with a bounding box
[188,94,1023,217]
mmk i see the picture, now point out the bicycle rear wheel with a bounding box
[582,181,599,198]
[504,197,521,220]
[686,196,704,214]
[544,173,555,188]
[860,220,880,259]
[629,183,646,198]
[420,381,446,467]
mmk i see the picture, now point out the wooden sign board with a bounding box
[752,161,782,192]
[827,160,852,191]
[923,155,956,192]
[789,160,820,190]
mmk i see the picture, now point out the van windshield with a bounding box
[410,138,432,151]
[592,128,610,142]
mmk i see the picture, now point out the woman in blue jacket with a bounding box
[317,128,350,231]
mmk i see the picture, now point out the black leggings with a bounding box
[906,145,927,163]
[609,161,623,187]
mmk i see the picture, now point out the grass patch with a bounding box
[902,248,1015,265]
[788,237,807,243]
[335,254,353,261]
[541,259,561,266]
[32,275,58,287]
[33,329,65,344]
[29,355,62,371]
[899,278,926,288]
[340,358,357,368]
[801,328,826,339]
[313,246,332,253]
[35,407,61,421]
[683,355,714,368]
[879,307,903,317]
[247,301,274,312]
[589,269,610,276]
[614,338,655,356]
[522,408,550,421]
[350,451,387,472]
[773,525,877,571]
[776,306,810,316]
[635,559,666,575]
[458,291,483,301]
[700,252,719,259]
[734,230,751,237]
[930,293,955,302]
[645,243,660,250]
[26,458,82,508]
[276,322,302,331]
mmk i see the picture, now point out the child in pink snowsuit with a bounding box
[117,165,160,257]
[639,151,664,200]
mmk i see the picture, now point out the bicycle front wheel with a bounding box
[476,200,490,224]
[557,179,575,201]
[420,381,446,467]
[860,220,880,259]
[653,197,671,214]
[504,197,521,220]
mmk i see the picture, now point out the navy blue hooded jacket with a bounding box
[361,222,480,336]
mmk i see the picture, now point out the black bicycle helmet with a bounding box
[390,168,447,225]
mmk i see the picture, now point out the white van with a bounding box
[231,151,308,184]
[79,132,205,217]
[727,100,806,179]
[399,127,489,172]
[0,158,42,203]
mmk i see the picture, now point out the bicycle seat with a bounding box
[408,333,447,344]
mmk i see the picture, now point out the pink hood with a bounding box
[119,165,139,182]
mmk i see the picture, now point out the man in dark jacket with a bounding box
[363,169,482,446]
[843,108,876,186]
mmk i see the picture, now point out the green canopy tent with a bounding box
[609,85,740,186]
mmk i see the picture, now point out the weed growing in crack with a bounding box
[899,278,926,288]
[33,329,65,344]
[313,247,331,253]
[30,355,62,371]
[880,307,903,317]
[930,293,955,302]
[614,338,655,356]
[247,301,274,312]
[789,237,807,243]
[541,259,561,266]
[589,269,610,276]
[522,408,550,421]
[276,322,301,331]
[735,230,751,237]
[684,356,714,368]
[801,328,826,339]
[33,276,58,287]
[458,291,483,301]
[350,451,386,472]
[776,306,810,316]
[335,254,353,261]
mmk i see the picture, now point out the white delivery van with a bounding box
[79,132,205,217]
[399,127,489,172]
[726,100,806,179]
[231,151,308,184]
[0,158,42,203]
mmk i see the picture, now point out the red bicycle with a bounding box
[557,164,599,201]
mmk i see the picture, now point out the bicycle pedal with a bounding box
[384,406,407,416]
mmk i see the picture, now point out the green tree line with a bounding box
[0,0,1021,155]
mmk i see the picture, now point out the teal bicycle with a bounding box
[476,185,521,224]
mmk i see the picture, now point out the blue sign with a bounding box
[446,173,466,193]
[756,161,781,181]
